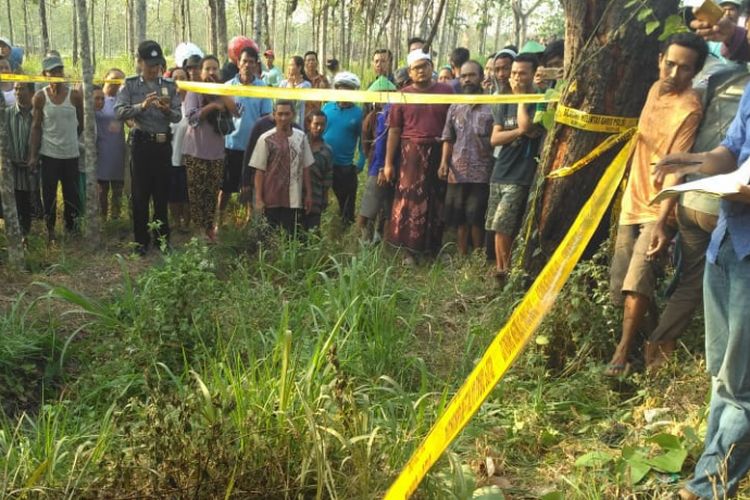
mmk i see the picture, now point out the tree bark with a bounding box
[75,0,102,242]
[5,0,13,45]
[521,0,679,277]
[0,99,25,269]
[73,2,79,67]
[23,0,30,54]
[135,0,147,43]
[90,0,97,73]
[216,0,228,60]
[254,0,264,46]
[39,0,50,54]
[208,0,218,56]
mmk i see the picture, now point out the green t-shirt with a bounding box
[490,102,541,186]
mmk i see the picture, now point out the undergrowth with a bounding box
[0,223,734,498]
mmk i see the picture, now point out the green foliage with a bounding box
[625,1,689,41]
[0,295,62,416]
[575,432,690,486]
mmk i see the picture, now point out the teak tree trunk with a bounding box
[216,0,228,60]
[39,0,50,54]
[75,0,102,243]
[520,0,679,277]
[135,0,147,43]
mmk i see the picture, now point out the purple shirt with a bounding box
[181,91,226,161]
[441,103,494,184]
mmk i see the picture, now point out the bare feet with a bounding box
[677,487,700,500]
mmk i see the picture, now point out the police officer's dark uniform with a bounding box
[115,40,181,254]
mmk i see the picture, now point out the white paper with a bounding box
[650,159,750,205]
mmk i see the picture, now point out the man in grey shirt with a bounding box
[115,40,181,255]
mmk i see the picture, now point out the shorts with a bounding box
[609,223,664,305]
[168,165,189,203]
[359,174,394,220]
[484,183,529,236]
[222,149,244,193]
[444,182,489,227]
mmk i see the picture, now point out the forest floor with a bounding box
[2,209,748,499]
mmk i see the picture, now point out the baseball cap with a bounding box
[137,40,166,66]
[264,49,275,57]
[0,36,10,48]
[719,0,741,6]
[42,55,64,72]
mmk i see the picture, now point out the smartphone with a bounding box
[694,0,723,25]
[537,67,564,80]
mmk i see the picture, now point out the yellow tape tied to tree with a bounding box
[554,104,638,134]
[383,134,637,500]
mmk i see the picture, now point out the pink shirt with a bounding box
[181,91,226,161]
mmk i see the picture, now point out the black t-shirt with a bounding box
[490,102,541,186]
[220,62,239,83]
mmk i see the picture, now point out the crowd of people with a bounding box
[2,1,750,495]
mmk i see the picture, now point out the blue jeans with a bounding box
[686,237,750,498]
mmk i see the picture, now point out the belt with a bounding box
[132,129,172,144]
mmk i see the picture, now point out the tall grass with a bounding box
[0,229,724,498]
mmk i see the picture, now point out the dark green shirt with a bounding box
[490,102,541,186]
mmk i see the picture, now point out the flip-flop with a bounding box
[603,362,631,377]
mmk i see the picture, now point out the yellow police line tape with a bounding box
[547,127,636,179]
[175,80,551,105]
[555,104,638,134]
[0,73,125,84]
[383,133,637,500]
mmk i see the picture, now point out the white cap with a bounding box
[406,49,431,68]
[174,42,204,68]
[333,71,361,89]
[0,36,11,47]
[719,0,741,6]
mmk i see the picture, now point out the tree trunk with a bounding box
[271,0,277,50]
[321,2,327,63]
[73,2,79,67]
[281,0,290,63]
[0,101,25,269]
[90,0,96,73]
[75,0,101,242]
[521,0,679,277]
[216,0,228,60]
[254,0,264,46]
[102,0,108,59]
[39,0,50,54]
[5,0,13,45]
[135,0,147,43]
[263,0,271,49]
[23,0,30,54]
[208,0,218,56]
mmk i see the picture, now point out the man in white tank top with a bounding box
[28,55,84,242]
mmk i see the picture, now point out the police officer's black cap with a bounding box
[138,40,165,66]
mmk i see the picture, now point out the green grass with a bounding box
[0,215,745,498]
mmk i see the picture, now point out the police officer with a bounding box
[115,40,181,255]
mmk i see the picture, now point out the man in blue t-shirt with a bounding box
[322,71,364,225]
[219,46,272,226]
[655,83,750,500]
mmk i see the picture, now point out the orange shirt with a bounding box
[619,82,703,225]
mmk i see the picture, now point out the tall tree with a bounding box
[510,0,545,47]
[39,0,50,54]
[135,0,147,43]
[73,2,79,67]
[216,0,228,60]
[0,98,25,269]
[75,0,101,242]
[521,0,679,276]
[208,0,219,55]
[254,0,264,46]
[23,0,30,54]
[5,0,13,44]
